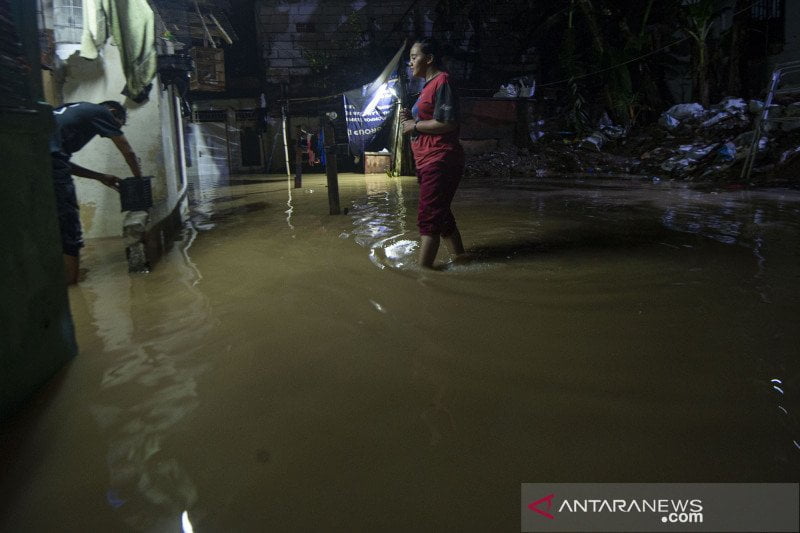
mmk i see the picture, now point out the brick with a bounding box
[312,15,339,26]
[270,58,293,67]
[270,35,294,45]
[296,5,317,16]
[322,4,346,15]
[272,40,294,50]
[266,23,292,32]
[278,48,301,59]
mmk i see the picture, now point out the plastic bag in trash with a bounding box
[661,156,694,173]
[580,131,608,151]
[701,111,731,128]
[659,113,680,130]
[748,100,765,115]
[678,143,718,160]
[717,142,736,162]
[517,75,536,98]
[528,119,545,142]
[493,83,519,98]
[735,131,768,152]
[602,125,626,139]
[716,97,747,114]
[665,103,705,120]
[779,146,800,164]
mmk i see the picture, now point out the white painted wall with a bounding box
[61,44,184,239]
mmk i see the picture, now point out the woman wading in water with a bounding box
[401,38,467,269]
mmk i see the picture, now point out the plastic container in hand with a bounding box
[119,176,153,212]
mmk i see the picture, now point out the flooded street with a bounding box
[2,172,799,532]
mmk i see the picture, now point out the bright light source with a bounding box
[361,82,388,117]
[182,511,194,533]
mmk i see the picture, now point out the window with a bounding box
[53,0,82,44]
[746,0,785,55]
[750,0,783,20]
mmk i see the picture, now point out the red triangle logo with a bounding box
[528,493,556,520]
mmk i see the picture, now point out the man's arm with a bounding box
[110,134,143,177]
[68,163,121,191]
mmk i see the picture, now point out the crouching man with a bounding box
[49,101,142,284]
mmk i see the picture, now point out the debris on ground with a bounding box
[464,95,800,187]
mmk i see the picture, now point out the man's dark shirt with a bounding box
[50,102,123,159]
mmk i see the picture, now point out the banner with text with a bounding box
[343,79,397,157]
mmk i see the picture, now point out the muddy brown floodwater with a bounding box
[2,172,799,532]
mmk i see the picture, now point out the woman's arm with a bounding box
[415,119,458,135]
[401,117,457,135]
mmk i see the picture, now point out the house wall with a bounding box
[188,98,265,176]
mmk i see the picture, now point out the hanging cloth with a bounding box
[81,0,157,99]
[317,128,326,167]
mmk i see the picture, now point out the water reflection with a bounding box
[345,176,800,464]
[348,176,417,270]
[81,226,216,530]
[181,510,195,533]
[285,176,295,230]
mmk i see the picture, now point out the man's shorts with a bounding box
[51,156,82,256]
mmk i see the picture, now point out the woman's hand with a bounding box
[402,118,417,135]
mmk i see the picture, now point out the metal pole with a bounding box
[172,86,188,192]
[224,109,232,177]
[323,116,340,215]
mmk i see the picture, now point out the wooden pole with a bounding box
[294,128,302,189]
[322,116,340,215]
[209,14,233,45]
[392,100,403,176]
[193,0,215,48]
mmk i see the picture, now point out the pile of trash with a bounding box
[465,95,800,186]
[634,98,762,180]
[464,141,637,180]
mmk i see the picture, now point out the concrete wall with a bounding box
[60,44,184,241]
